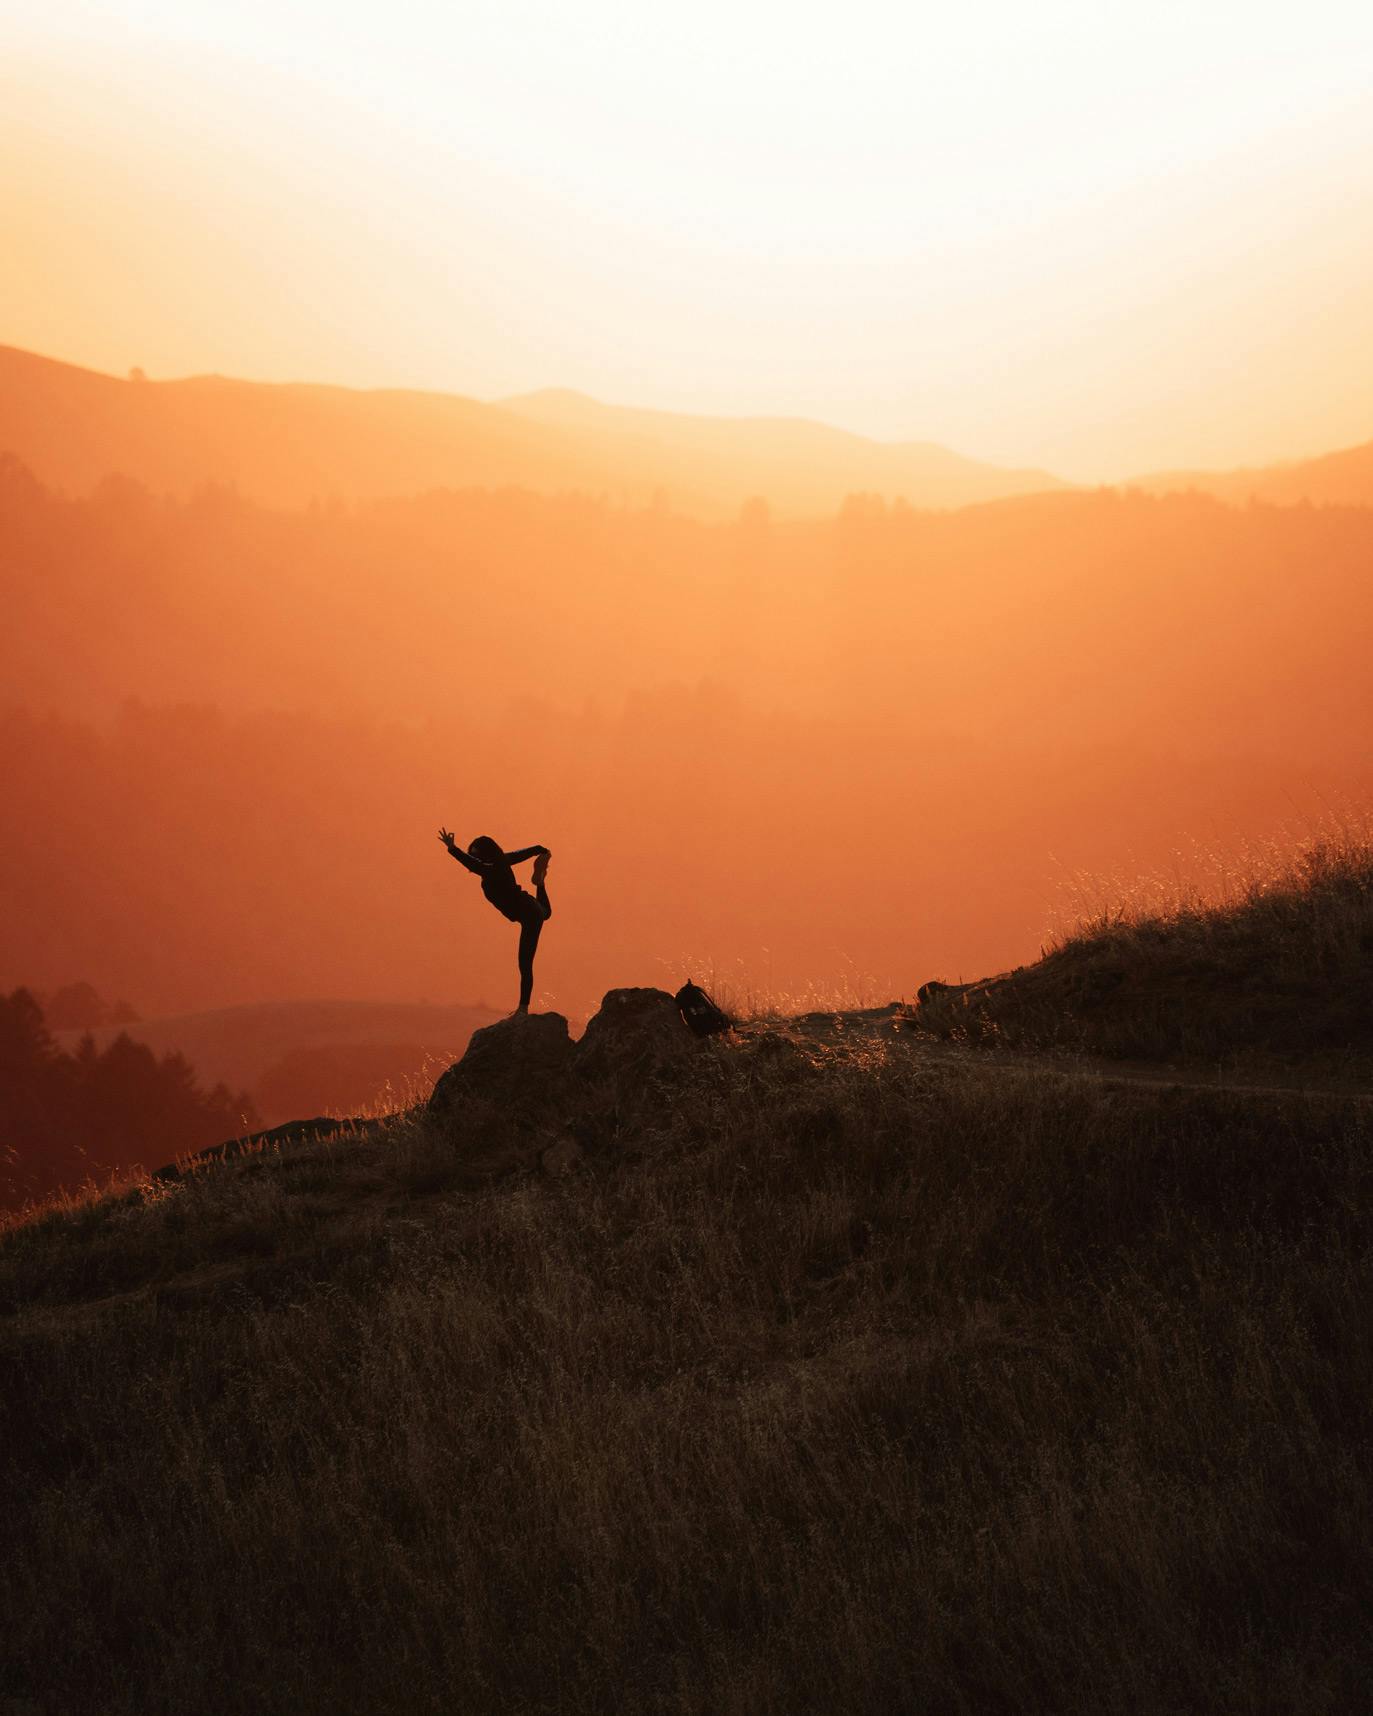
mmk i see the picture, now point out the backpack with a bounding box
[674,980,733,1038]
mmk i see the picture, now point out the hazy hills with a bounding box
[0,995,499,1207]
[496,386,1066,512]
[1136,437,1373,507]
[0,344,1063,515]
[7,343,1373,516]
[4,468,1372,1020]
[56,998,501,1128]
[8,342,1373,516]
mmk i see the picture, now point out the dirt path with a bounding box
[743,1005,1373,1106]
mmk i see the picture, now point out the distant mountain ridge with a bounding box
[0,344,1063,516]
[496,386,1065,509]
[1133,438,1373,508]
[6,343,1372,514]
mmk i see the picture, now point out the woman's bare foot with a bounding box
[532,850,550,887]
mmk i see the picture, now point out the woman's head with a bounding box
[468,835,504,862]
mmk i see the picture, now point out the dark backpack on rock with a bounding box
[675,980,732,1038]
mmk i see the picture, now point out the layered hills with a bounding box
[57,998,501,1129]
[3,454,1371,1025]
[0,344,1064,516]
[1138,436,1373,507]
[7,341,1373,516]
[495,386,1066,512]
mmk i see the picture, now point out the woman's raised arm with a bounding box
[439,827,484,873]
[503,844,549,865]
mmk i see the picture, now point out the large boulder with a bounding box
[428,1011,575,1120]
[574,987,697,1088]
[426,992,702,1164]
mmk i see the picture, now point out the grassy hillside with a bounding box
[3,896,1371,1712]
[908,839,1373,1078]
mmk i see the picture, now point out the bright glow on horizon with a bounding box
[6,1,1373,478]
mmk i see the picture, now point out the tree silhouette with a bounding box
[0,988,258,1210]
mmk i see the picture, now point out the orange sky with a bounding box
[6,2,1373,479]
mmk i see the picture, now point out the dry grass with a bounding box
[2,1018,1371,1714]
[657,951,889,1023]
[910,835,1373,1076]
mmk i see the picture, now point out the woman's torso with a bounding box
[480,865,528,922]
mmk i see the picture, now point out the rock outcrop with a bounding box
[165,988,710,1185]
[429,1010,575,1120]
[426,988,704,1162]
[573,987,696,1086]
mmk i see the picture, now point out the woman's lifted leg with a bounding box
[516,852,552,1013]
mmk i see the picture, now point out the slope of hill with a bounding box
[0,343,1065,516]
[0,343,584,507]
[2,853,1371,1713]
[1134,435,1373,508]
[908,837,1373,1077]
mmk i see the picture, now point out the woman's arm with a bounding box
[438,827,484,873]
[502,844,549,865]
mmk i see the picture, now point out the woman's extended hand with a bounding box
[438,826,457,851]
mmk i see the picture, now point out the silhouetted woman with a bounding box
[439,827,552,1015]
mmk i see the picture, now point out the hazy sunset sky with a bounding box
[6,0,1373,479]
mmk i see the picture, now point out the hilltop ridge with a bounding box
[0,343,1065,516]
[1138,435,1373,508]
[8,342,1373,517]
[909,838,1373,1080]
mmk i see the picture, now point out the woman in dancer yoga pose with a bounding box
[438,827,552,1014]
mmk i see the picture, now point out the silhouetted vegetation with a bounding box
[1,1045,1368,1710]
[33,979,139,1031]
[910,837,1373,1077]
[3,857,1372,1711]
[0,987,256,1209]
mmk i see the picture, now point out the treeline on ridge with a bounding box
[2,455,1370,1020]
[0,988,257,1211]
[3,453,1371,742]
